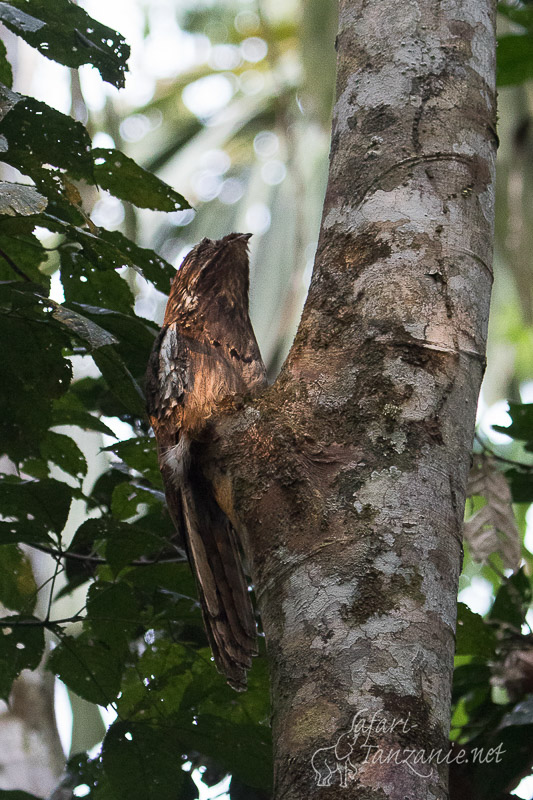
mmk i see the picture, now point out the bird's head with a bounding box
[195,232,252,260]
[175,232,253,296]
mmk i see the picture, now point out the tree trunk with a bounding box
[208,0,497,798]
[0,547,65,796]
[0,669,65,797]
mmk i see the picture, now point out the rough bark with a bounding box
[207,0,497,798]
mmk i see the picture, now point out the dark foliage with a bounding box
[0,2,532,800]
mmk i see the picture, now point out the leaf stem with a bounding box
[0,246,32,282]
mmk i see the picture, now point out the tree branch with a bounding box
[27,542,187,566]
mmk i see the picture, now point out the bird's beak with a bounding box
[239,233,253,241]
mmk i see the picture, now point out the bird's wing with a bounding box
[199,298,268,395]
[181,464,258,690]
[146,323,186,439]
[146,322,257,690]
[145,323,188,541]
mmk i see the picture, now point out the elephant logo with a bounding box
[311,714,361,787]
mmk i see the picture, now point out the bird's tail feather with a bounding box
[180,470,257,690]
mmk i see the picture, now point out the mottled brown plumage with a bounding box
[145,233,267,690]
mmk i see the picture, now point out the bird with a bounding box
[145,233,267,690]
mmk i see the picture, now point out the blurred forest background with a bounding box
[1,1,533,799]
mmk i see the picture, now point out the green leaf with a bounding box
[53,752,115,800]
[68,515,134,552]
[497,34,533,87]
[86,581,139,654]
[464,724,533,799]
[30,168,86,225]
[504,467,533,503]
[452,663,492,704]
[19,458,50,481]
[492,402,533,446]
[49,221,155,288]
[48,632,123,705]
[117,640,192,719]
[105,527,167,577]
[92,345,145,417]
[455,603,497,658]
[69,303,158,378]
[0,545,37,613]
[92,149,190,212]
[0,476,72,542]
[103,437,162,486]
[40,430,87,478]
[84,462,128,509]
[111,482,160,521]
[67,516,168,576]
[129,506,174,541]
[99,229,175,294]
[0,182,47,216]
[0,229,49,286]
[102,720,187,800]
[5,293,148,419]
[36,215,174,296]
[0,616,45,700]
[52,300,120,349]
[0,38,13,88]
[498,2,533,34]
[0,475,72,533]
[0,0,130,88]
[0,288,72,460]
[174,713,272,790]
[0,90,93,180]
[125,562,196,600]
[0,280,121,351]
[60,249,135,315]
[0,167,86,227]
[51,393,117,437]
[489,568,532,628]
